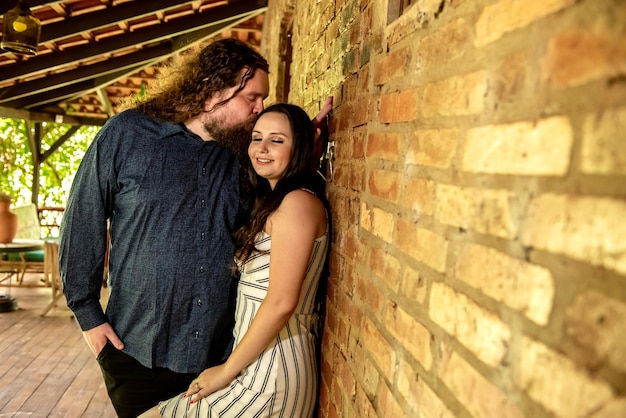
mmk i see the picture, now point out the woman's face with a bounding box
[249,112,294,189]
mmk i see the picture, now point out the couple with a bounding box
[142,102,329,417]
[59,38,332,418]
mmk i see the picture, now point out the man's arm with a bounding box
[59,123,123,355]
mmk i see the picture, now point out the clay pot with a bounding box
[0,200,18,243]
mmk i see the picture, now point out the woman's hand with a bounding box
[312,96,333,138]
[186,364,234,403]
[311,96,333,167]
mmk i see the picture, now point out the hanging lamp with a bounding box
[1,1,41,56]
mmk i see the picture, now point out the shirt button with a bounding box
[195,331,199,338]
[202,167,206,175]
[201,232,205,240]
[197,299,202,306]
[201,199,206,207]
[199,266,204,273]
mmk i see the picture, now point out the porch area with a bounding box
[0,274,116,417]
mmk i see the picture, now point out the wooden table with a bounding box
[0,238,45,254]
[0,239,45,312]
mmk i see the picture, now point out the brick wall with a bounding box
[262,0,626,417]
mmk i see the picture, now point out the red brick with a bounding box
[367,169,399,202]
[496,52,527,101]
[377,381,406,418]
[543,28,626,87]
[401,177,435,215]
[380,89,419,123]
[352,128,366,158]
[373,46,411,86]
[406,128,458,168]
[366,132,400,161]
[355,385,376,417]
[417,18,469,68]
[355,270,382,314]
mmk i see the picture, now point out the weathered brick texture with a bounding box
[360,203,394,243]
[422,71,488,117]
[475,0,576,47]
[384,303,433,369]
[434,185,517,239]
[439,350,525,418]
[462,117,573,176]
[407,128,458,169]
[542,22,626,87]
[362,318,396,381]
[517,337,614,418]
[367,169,399,203]
[380,89,419,123]
[522,194,626,275]
[400,177,434,215]
[581,107,626,175]
[365,132,400,162]
[398,359,455,417]
[262,0,626,416]
[455,243,554,325]
[396,219,448,272]
[430,282,511,367]
[564,291,626,374]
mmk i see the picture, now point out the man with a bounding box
[59,38,332,418]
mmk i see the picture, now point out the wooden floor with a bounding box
[0,274,117,418]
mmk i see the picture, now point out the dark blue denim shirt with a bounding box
[59,109,249,374]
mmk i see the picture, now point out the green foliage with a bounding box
[0,118,28,203]
[0,118,98,207]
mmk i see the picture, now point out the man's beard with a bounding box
[204,118,255,160]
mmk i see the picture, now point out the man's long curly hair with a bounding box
[122,38,269,123]
[234,103,327,265]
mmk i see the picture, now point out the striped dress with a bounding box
[159,229,328,418]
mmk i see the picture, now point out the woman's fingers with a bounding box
[185,380,201,398]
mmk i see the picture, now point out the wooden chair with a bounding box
[40,241,64,316]
[7,204,46,284]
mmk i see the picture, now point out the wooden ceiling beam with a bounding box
[0,1,268,83]
[0,105,106,126]
[10,8,262,110]
[0,1,267,121]
[24,1,66,8]
[0,43,172,103]
[58,10,263,107]
[96,88,114,117]
[5,66,145,109]
[38,0,199,43]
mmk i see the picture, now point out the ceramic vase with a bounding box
[0,200,18,243]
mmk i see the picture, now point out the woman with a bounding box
[141,103,330,417]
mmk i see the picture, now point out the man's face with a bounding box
[201,69,269,157]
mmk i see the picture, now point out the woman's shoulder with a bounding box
[282,188,325,210]
[274,189,327,235]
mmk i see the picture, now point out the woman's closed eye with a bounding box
[251,137,285,144]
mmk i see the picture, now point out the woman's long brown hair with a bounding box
[234,103,327,265]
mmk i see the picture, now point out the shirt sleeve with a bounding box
[59,120,116,331]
